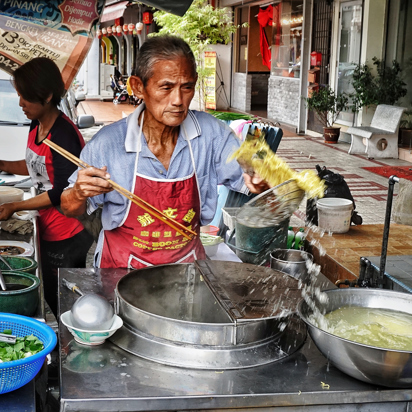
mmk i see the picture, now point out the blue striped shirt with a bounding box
[68,104,248,259]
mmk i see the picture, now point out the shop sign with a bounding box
[0,0,104,90]
[204,51,216,110]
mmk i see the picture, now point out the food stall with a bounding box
[2,174,412,411]
[1,215,412,411]
[58,262,412,412]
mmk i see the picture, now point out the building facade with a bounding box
[76,1,154,98]
[219,0,411,137]
[77,0,411,141]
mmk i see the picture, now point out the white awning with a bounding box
[100,1,129,23]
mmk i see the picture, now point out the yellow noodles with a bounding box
[230,139,325,199]
[324,306,412,351]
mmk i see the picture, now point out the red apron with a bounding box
[100,120,205,269]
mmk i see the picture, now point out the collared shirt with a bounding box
[68,104,248,259]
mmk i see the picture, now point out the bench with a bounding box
[347,104,405,159]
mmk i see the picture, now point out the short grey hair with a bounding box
[133,35,197,86]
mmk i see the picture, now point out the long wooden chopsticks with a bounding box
[43,139,196,240]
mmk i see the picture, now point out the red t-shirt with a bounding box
[26,112,85,242]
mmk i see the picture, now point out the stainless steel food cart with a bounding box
[59,267,412,412]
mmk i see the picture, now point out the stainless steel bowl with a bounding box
[298,288,412,388]
[270,249,313,283]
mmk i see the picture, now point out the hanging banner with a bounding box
[204,51,216,110]
[0,0,105,90]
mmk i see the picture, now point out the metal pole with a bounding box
[379,175,399,283]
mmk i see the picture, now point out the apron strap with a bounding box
[182,124,202,206]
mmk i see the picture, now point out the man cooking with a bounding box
[61,35,269,269]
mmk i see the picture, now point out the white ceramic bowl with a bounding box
[204,243,219,258]
[61,311,123,346]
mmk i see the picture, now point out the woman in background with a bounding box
[0,57,93,315]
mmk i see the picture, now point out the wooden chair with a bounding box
[347,104,405,159]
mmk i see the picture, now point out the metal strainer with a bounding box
[236,179,305,227]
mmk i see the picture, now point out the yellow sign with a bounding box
[204,51,216,110]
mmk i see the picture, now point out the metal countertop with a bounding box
[59,267,412,412]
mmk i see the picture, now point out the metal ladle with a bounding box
[62,278,115,331]
[0,267,6,291]
[0,256,13,291]
[0,255,13,270]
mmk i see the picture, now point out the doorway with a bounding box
[335,1,363,125]
[307,0,333,133]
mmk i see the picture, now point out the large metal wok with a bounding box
[298,288,412,388]
[110,260,307,369]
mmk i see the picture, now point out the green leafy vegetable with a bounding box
[0,330,44,363]
[200,233,223,246]
[207,110,255,122]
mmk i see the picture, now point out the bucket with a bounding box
[229,219,289,265]
[200,225,219,236]
[270,249,313,284]
[317,198,353,233]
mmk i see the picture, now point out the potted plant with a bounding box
[304,85,349,143]
[153,0,247,111]
[399,107,412,148]
[350,57,407,113]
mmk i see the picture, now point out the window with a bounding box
[235,6,249,73]
[271,0,304,78]
[387,0,412,107]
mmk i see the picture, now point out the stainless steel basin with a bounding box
[111,261,307,369]
[298,288,412,388]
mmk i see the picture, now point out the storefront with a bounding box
[76,2,153,99]
[222,0,312,131]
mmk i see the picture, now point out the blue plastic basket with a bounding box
[0,312,57,394]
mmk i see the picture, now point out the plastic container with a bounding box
[287,227,295,249]
[222,207,239,231]
[200,225,219,236]
[0,187,24,204]
[317,198,353,233]
[294,228,305,250]
[0,313,57,394]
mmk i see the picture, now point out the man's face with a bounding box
[131,57,197,128]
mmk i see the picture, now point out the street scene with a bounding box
[0,0,412,411]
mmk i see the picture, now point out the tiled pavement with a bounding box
[79,100,412,227]
[277,135,410,227]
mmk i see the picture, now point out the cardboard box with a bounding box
[308,68,320,83]
[308,83,319,98]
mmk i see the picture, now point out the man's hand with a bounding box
[61,166,113,217]
[72,166,113,201]
[243,172,271,194]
